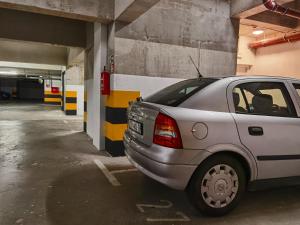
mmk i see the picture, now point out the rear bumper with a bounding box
[124,132,197,190]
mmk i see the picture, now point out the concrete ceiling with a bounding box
[0,39,68,65]
[239,18,296,37]
[239,24,277,38]
[238,0,300,39]
[248,10,299,29]
[0,8,87,48]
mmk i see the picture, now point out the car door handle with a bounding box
[248,127,264,136]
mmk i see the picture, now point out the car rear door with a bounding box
[228,78,300,180]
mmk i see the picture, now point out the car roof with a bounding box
[217,75,299,82]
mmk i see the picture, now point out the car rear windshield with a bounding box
[145,78,218,107]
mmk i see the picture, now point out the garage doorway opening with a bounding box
[0,38,85,131]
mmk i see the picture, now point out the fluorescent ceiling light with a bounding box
[253,29,264,36]
[0,71,18,75]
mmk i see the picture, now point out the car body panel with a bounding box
[127,102,160,146]
[124,76,300,190]
[124,129,209,165]
[125,142,198,190]
[231,113,300,179]
[159,106,240,151]
[227,78,300,179]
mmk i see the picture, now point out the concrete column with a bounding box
[44,79,62,106]
[64,65,84,116]
[85,23,94,141]
[92,22,107,150]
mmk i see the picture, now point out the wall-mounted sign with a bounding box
[51,87,60,94]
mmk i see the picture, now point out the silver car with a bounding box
[124,76,300,216]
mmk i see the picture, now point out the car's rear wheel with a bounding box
[187,154,246,217]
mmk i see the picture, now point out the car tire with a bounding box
[187,154,246,217]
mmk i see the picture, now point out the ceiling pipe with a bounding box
[263,0,300,19]
[249,0,300,49]
[249,32,300,49]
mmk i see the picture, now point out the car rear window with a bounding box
[145,78,218,107]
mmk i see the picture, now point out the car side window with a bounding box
[233,88,247,113]
[233,82,297,117]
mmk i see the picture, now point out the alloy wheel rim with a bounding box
[201,164,239,208]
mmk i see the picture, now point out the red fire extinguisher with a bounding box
[101,66,110,95]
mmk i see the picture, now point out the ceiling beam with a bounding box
[240,18,295,33]
[231,0,295,19]
[0,8,87,48]
[115,0,160,24]
[0,0,114,23]
[247,10,299,28]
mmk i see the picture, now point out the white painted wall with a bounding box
[44,79,62,92]
[237,36,255,66]
[86,78,94,139]
[90,23,107,150]
[111,74,183,98]
[237,36,300,78]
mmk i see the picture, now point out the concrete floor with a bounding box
[1,102,300,225]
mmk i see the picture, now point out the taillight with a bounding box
[153,113,183,149]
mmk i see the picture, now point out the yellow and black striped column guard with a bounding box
[105,90,140,156]
[65,91,77,116]
[44,91,62,106]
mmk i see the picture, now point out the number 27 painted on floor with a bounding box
[136,200,191,222]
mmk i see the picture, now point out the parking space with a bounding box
[1,103,300,225]
[87,158,300,225]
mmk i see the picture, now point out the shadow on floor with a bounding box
[45,165,190,225]
[45,163,300,225]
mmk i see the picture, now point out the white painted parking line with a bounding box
[146,212,191,222]
[94,159,121,186]
[111,168,138,174]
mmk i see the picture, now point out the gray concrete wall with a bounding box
[112,0,239,78]
[68,48,84,66]
[115,0,160,24]
[115,0,134,19]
